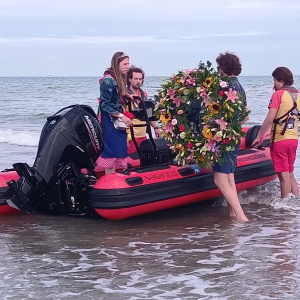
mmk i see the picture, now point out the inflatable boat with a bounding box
[0,104,276,219]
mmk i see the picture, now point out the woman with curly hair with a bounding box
[213,52,249,222]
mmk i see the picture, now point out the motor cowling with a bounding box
[7,104,103,213]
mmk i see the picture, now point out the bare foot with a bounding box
[282,193,296,199]
[235,216,249,222]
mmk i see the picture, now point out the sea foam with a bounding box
[0,128,39,146]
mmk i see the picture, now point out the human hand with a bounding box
[251,137,260,147]
[154,128,161,138]
[125,93,134,101]
[122,116,133,127]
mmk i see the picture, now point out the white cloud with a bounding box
[0,31,268,45]
[0,36,185,44]
[181,32,268,40]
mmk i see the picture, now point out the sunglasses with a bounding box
[119,53,128,59]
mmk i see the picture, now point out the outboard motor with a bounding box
[7,105,103,214]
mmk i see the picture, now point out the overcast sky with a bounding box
[0,0,300,76]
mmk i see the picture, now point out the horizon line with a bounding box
[0,75,291,78]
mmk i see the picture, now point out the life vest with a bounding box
[271,89,300,145]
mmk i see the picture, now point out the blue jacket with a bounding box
[99,76,123,115]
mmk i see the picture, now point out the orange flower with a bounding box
[208,101,221,114]
[160,112,172,123]
[202,126,213,139]
[202,76,213,88]
[159,98,166,106]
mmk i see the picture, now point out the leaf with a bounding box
[173,84,181,90]
[183,89,190,95]
[182,95,189,102]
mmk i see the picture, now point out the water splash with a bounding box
[238,180,300,211]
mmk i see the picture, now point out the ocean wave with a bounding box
[0,128,39,146]
[237,180,300,211]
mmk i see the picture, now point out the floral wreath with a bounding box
[154,61,249,169]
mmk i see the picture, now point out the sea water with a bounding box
[1,76,300,299]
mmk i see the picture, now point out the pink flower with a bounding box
[177,109,184,115]
[171,118,178,125]
[220,81,228,88]
[215,117,228,131]
[203,97,212,106]
[180,76,187,85]
[200,90,207,98]
[214,135,222,142]
[166,88,176,99]
[179,125,185,132]
[186,77,196,86]
[172,97,185,107]
[200,91,212,106]
[164,123,175,135]
[224,88,239,102]
[205,139,217,151]
[184,68,197,75]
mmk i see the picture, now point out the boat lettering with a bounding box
[83,115,101,151]
[145,171,178,181]
[237,153,267,163]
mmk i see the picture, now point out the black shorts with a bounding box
[213,144,239,174]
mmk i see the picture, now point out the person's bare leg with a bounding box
[227,203,236,217]
[290,172,299,196]
[105,168,115,175]
[214,172,249,222]
[278,172,292,198]
[228,173,238,217]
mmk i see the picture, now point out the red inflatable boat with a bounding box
[0,105,276,220]
[90,127,276,220]
[0,170,20,215]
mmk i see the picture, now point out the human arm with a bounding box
[252,108,277,146]
[240,106,249,125]
[231,79,249,125]
[100,77,133,126]
[150,121,161,137]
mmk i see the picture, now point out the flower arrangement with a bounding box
[154,61,249,169]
